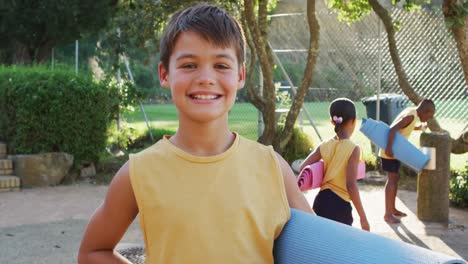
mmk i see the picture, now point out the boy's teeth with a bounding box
[192,94,217,100]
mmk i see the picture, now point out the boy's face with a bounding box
[159,31,245,124]
[419,107,435,122]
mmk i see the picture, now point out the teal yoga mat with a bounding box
[360,118,430,172]
[273,209,466,264]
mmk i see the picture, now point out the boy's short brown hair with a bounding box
[159,3,246,70]
[419,99,435,111]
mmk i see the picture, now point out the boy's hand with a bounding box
[360,218,370,231]
[385,115,413,158]
[415,123,426,131]
[419,122,427,131]
[385,147,394,158]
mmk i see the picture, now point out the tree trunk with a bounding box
[240,9,264,111]
[442,0,468,87]
[36,40,54,64]
[243,0,322,152]
[243,0,277,146]
[368,0,422,104]
[451,129,468,154]
[274,0,320,152]
[369,0,443,132]
[12,41,32,64]
[368,0,467,154]
[11,39,53,64]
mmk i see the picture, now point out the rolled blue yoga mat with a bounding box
[273,209,466,264]
[359,118,430,172]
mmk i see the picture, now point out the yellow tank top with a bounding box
[319,138,359,202]
[129,133,290,264]
[380,107,419,159]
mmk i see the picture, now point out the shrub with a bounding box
[450,165,468,208]
[281,126,315,164]
[127,127,176,150]
[106,122,176,152]
[95,127,177,184]
[362,151,378,171]
[0,65,117,164]
[106,121,140,151]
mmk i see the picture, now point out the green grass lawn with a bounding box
[124,102,467,170]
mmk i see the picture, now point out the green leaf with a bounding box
[445,19,455,28]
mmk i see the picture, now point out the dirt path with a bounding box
[0,183,142,264]
[0,183,466,263]
[305,185,468,261]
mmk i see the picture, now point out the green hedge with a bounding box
[450,165,468,208]
[280,126,315,164]
[0,66,117,164]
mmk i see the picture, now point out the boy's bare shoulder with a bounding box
[238,135,272,151]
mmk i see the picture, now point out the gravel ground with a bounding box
[0,182,466,263]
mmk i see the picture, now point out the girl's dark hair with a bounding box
[159,3,246,70]
[329,98,356,133]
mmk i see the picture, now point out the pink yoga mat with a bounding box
[297,160,366,192]
[297,161,324,191]
[357,160,366,180]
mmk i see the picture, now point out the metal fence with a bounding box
[50,2,466,164]
[267,3,466,156]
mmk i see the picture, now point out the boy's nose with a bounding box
[196,67,216,86]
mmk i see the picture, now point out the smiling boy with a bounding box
[78,3,312,264]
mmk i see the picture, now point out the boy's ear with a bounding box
[237,64,246,90]
[158,62,170,89]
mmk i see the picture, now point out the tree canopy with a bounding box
[1,0,465,153]
[328,0,467,153]
[0,0,117,64]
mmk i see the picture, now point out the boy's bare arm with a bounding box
[299,146,321,171]
[78,161,139,264]
[385,115,414,157]
[275,153,315,214]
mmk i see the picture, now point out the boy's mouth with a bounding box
[189,94,221,100]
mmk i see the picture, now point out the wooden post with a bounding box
[417,131,451,223]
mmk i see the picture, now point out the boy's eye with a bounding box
[215,64,230,69]
[180,63,196,69]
